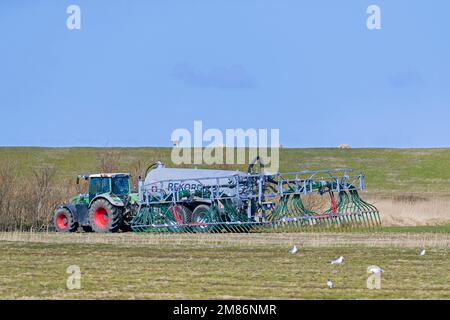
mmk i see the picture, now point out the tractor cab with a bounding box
[87,173,131,201]
[75,173,131,201]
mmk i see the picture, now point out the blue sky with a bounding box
[0,0,449,147]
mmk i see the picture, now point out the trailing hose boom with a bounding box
[131,160,380,233]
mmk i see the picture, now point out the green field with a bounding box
[2,147,450,195]
[0,232,448,299]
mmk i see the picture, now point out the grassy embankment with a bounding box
[2,147,450,228]
[2,147,450,195]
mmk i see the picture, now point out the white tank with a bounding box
[142,163,246,195]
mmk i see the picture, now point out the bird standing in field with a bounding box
[420,249,426,256]
[368,266,385,274]
[331,256,344,265]
[327,279,333,289]
[288,245,299,254]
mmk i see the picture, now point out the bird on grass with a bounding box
[288,245,299,254]
[331,256,344,265]
[368,266,385,274]
[420,249,426,256]
[327,279,333,289]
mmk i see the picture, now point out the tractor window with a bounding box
[112,176,130,195]
[89,177,111,198]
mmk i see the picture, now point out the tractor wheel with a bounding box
[53,208,78,232]
[190,204,212,232]
[88,199,122,233]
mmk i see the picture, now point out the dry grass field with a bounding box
[0,232,448,299]
[372,196,450,226]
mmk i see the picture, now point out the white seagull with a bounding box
[420,249,426,256]
[331,256,344,265]
[368,266,385,274]
[327,279,333,289]
[288,245,299,254]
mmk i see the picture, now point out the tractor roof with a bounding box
[89,173,130,178]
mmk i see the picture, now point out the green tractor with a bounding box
[53,173,139,233]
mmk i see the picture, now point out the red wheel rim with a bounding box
[93,207,109,228]
[56,213,68,229]
[171,205,184,224]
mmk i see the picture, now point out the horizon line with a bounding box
[1,145,450,149]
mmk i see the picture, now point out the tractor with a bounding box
[53,158,380,233]
[53,173,139,232]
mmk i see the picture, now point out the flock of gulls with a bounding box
[287,246,427,289]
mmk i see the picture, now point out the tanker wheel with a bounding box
[88,199,122,233]
[190,204,213,232]
[53,208,78,232]
[165,204,190,232]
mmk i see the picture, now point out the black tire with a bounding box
[88,199,122,233]
[53,207,78,232]
[81,225,93,232]
[120,222,133,232]
[165,204,190,232]
[120,204,138,232]
[191,204,212,232]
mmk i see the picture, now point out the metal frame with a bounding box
[131,169,379,233]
